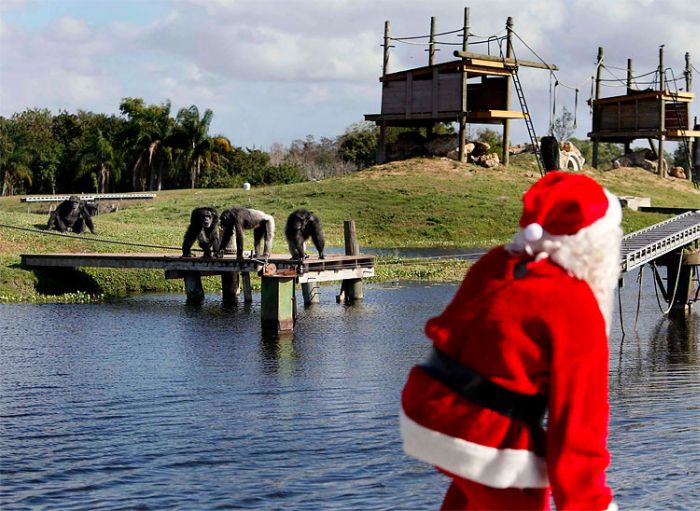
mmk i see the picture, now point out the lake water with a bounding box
[0,271,698,510]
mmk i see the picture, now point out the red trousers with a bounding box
[441,477,550,511]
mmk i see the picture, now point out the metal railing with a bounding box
[621,211,700,273]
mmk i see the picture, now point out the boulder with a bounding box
[669,166,687,179]
[471,141,491,157]
[424,134,459,156]
[476,152,500,168]
[559,140,585,171]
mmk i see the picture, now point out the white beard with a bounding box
[507,191,623,331]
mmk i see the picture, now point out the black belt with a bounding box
[419,348,547,429]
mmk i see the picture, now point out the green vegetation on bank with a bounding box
[0,155,697,302]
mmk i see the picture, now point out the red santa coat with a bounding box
[401,246,615,511]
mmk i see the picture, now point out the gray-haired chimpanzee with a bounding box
[182,207,220,258]
[47,196,97,234]
[218,207,275,260]
[284,208,325,260]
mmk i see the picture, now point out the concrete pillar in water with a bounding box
[184,272,204,303]
[221,272,239,303]
[302,280,320,305]
[261,275,296,335]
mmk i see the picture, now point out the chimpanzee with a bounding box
[218,207,275,260]
[182,207,220,258]
[284,208,325,260]
[47,196,97,234]
[540,135,560,173]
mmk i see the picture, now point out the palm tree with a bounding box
[120,98,175,191]
[175,105,214,189]
[76,128,122,193]
[0,137,32,197]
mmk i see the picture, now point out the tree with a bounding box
[0,120,33,196]
[11,109,62,194]
[119,98,175,191]
[174,105,214,189]
[551,107,575,142]
[76,128,123,193]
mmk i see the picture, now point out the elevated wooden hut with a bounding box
[364,9,557,168]
[588,46,698,181]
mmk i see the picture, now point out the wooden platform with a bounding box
[20,252,375,284]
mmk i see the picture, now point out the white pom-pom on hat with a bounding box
[523,223,543,242]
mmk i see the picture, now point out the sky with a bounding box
[1,0,699,151]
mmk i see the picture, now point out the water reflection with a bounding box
[0,279,698,510]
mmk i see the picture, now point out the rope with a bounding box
[0,223,183,251]
[650,253,685,315]
[617,284,626,336]
[573,88,579,129]
[390,27,464,41]
[634,266,643,330]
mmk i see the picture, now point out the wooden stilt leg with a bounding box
[221,272,239,302]
[242,272,253,303]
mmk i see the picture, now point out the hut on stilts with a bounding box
[364,7,557,174]
[588,46,699,184]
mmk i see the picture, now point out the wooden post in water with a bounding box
[592,46,604,168]
[337,220,363,303]
[241,272,253,302]
[221,272,240,302]
[261,275,296,335]
[502,16,514,167]
[183,271,204,303]
[458,7,470,163]
[658,45,666,178]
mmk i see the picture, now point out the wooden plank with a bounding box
[592,91,694,106]
[667,129,700,137]
[470,110,527,119]
[467,58,505,68]
[453,51,559,71]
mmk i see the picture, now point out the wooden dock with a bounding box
[20,251,375,336]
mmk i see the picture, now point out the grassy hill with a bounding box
[1,154,697,302]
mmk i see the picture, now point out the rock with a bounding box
[669,166,687,179]
[612,150,667,174]
[387,138,425,161]
[445,143,475,162]
[559,140,585,171]
[476,152,500,168]
[424,134,459,156]
[509,143,532,155]
[471,141,491,157]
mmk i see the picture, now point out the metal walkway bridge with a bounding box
[621,210,700,273]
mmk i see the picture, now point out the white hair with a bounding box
[507,191,623,331]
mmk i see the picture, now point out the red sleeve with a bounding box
[545,280,615,511]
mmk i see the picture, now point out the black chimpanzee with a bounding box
[284,208,325,260]
[218,207,275,260]
[540,135,560,173]
[182,207,220,258]
[47,196,97,234]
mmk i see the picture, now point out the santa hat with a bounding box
[508,171,623,327]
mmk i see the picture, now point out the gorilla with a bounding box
[182,207,220,258]
[285,208,325,260]
[47,196,97,234]
[540,135,560,173]
[218,207,275,260]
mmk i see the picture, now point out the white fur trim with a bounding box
[606,502,619,511]
[508,190,622,330]
[400,411,548,489]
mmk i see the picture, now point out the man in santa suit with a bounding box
[400,168,622,510]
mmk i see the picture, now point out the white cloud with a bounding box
[1,0,698,149]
